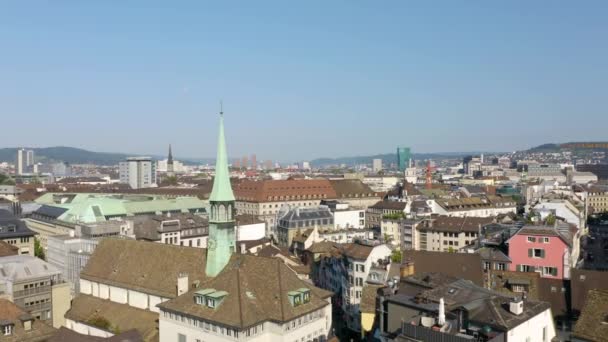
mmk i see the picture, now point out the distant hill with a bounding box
[0,146,217,166]
[311,151,496,167]
[0,147,136,165]
[527,142,608,153]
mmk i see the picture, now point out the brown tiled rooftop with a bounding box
[572,289,608,342]
[65,295,158,341]
[0,240,19,257]
[403,250,484,286]
[234,179,337,202]
[341,242,375,260]
[80,239,208,298]
[419,216,494,233]
[158,254,332,329]
[0,299,56,342]
[369,201,407,211]
[328,179,380,198]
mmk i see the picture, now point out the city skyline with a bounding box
[1,1,607,160]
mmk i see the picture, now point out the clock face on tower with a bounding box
[208,239,216,250]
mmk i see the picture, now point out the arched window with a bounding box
[219,205,226,221]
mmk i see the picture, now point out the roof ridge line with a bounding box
[236,261,244,328]
[277,258,285,320]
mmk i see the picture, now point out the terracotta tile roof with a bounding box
[48,327,142,342]
[307,241,340,254]
[419,216,494,233]
[328,179,380,198]
[235,214,264,225]
[65,295,158,341]
[572,289,608,342]
[0,240,18,257]
[0,299,56,342]
[488,270,540,300]
[369,201,407,211]
[80,239,208,298]
[571,268,608,313]
[403,251,484,286]
[476,247,511,263]
[514,225,572,247]
[436,196,516,211]
[158,254,332,329]
[360,285,383,313]
[341,242,375,260]
[291,228,315,243]
[237,238,271,251]
[234,179,337,202]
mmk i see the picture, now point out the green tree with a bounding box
[391,250,402,263]
[164,175,178,186]
[0,173,15,185]
[383,212,405,220]
[86,315,112,330]
[447,247,455,253]
[546,214,556,226]
[34,238,45,260]
[526,211,536,224]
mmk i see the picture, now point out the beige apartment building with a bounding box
[0,255,70,328]
[416,216,493,252]
[234,179,337,234]
[588,186,608,213]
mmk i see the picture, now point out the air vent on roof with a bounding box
[24,267,32,276]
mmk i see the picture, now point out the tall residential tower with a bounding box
[397,146,411,171]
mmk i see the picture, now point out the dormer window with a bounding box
[288,288,311,307]
[194,289,227,309]
[2,324,13,336]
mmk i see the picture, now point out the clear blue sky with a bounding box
[1,1,607,162]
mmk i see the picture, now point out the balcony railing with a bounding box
[12,285,52,298]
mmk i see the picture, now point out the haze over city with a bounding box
[3,2,608,342]
[2,1,607,161]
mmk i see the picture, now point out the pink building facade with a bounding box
[508,227,571,279]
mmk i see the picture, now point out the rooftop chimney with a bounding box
[400,259,415,278]
[509,298,524,315]
[438,297,446,326]
[177,273,189,297]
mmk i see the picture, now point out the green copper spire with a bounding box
[209,109,235,202]
[206,106,237,278]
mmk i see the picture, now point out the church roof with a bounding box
[80,239,208,298]
[158,254,332,329]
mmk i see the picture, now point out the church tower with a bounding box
[205,108,236,277]
[167,144,174,176]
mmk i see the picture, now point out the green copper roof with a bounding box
[34,193,207,223]
[209,113,235,202]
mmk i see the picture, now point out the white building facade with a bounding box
[159,301,332,342]
[119,157,157,189]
